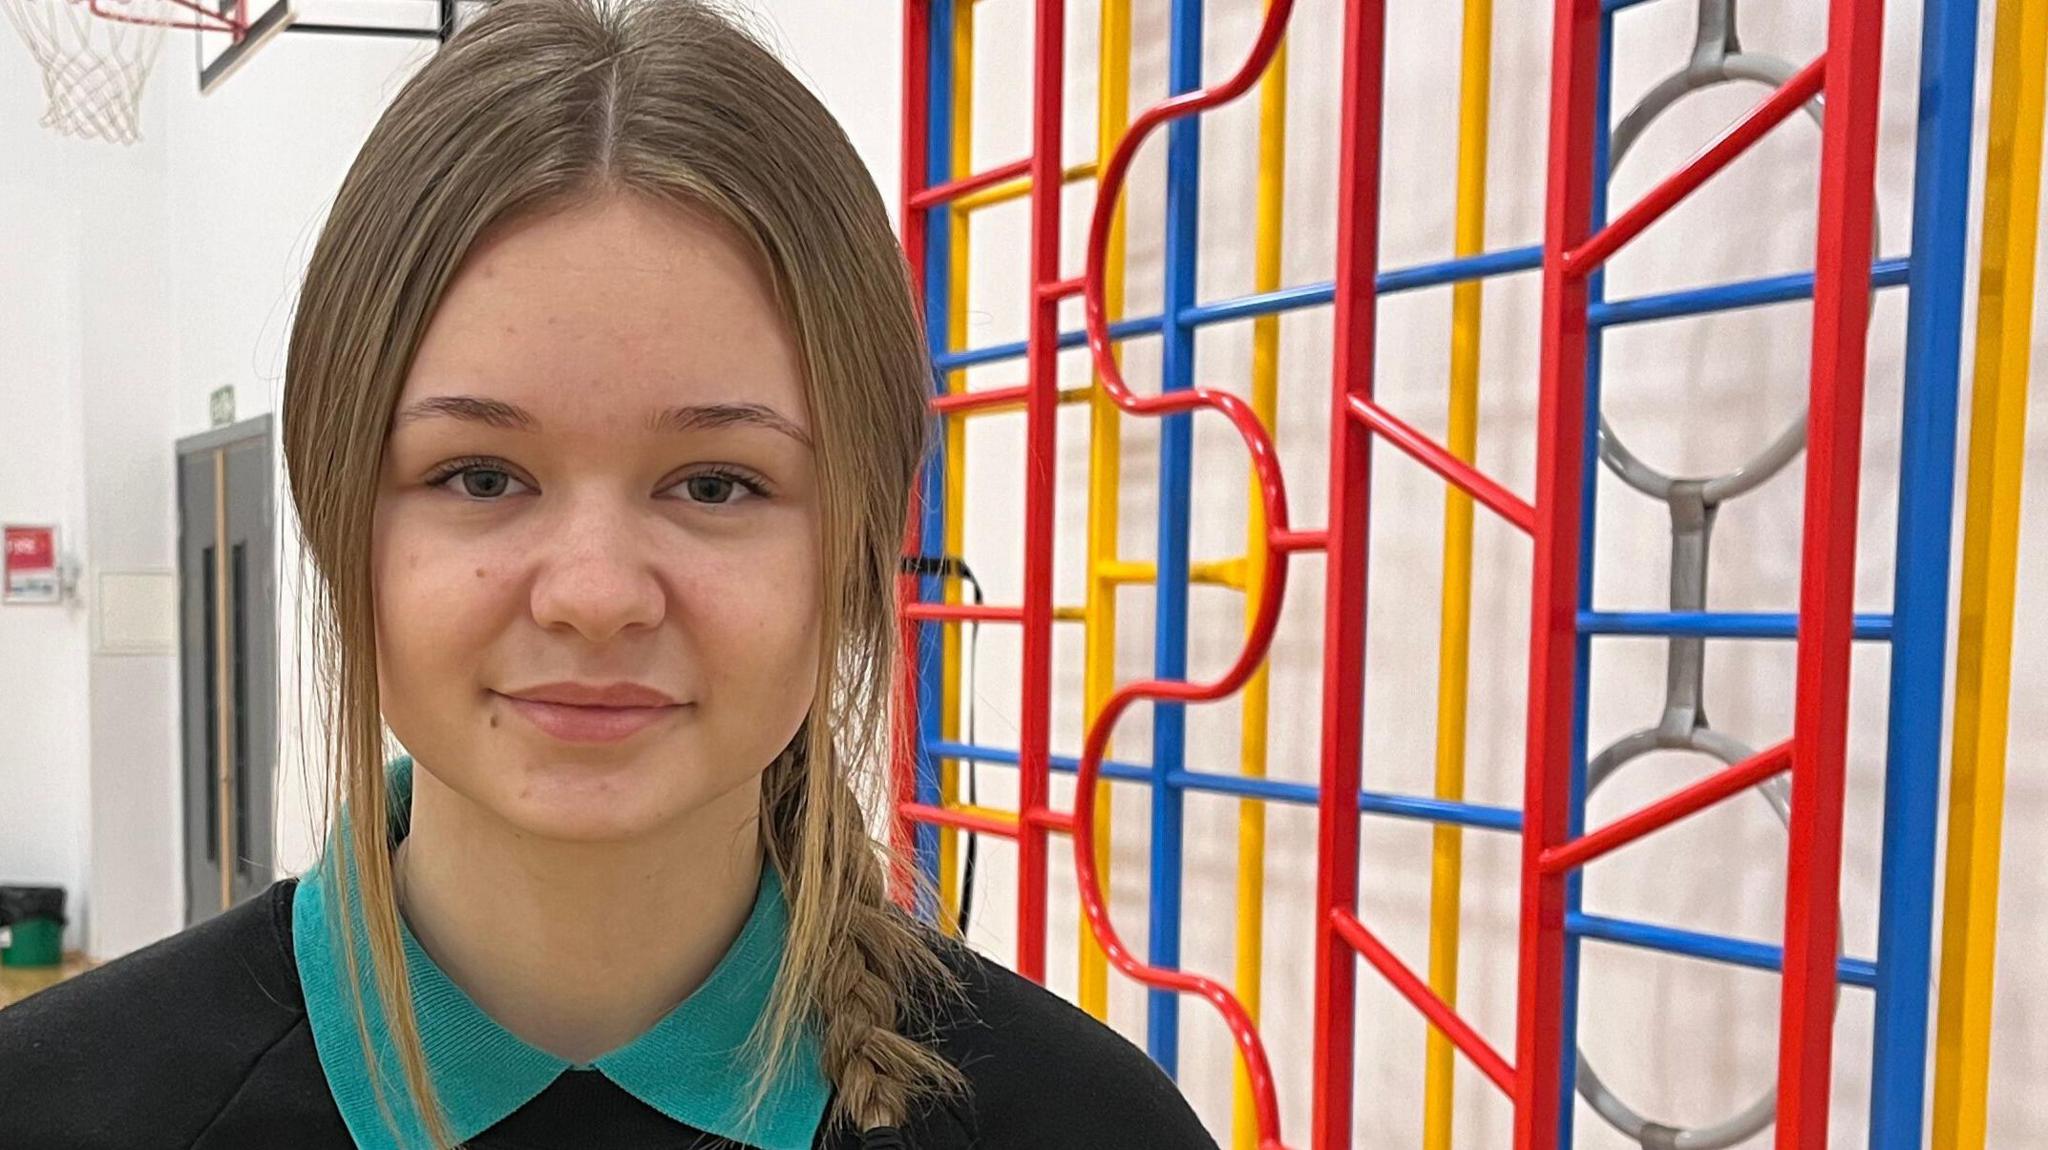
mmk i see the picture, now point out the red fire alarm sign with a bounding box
[4,524,61,604]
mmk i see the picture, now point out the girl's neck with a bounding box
[391,764,767,1065]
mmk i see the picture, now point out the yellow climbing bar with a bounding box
[1078,0,1133,1021]
[1423,0,1494,1143]
[1931,0,2043,1143]
[946,802,1021,829]
[954,159,1100,213]
[1229,10,1289,1148]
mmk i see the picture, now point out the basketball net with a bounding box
[3,0,169,144]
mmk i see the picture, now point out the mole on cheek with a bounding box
[475,567,488,579]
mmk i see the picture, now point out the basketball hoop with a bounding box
[2,0,169,143]
[4,0,291,143]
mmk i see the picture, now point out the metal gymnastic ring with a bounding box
[1597,52,1880,505]
[1573,724,1840,1149]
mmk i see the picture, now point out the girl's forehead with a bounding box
[402,200,808,433]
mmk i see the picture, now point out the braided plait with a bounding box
[755,719,968,1138]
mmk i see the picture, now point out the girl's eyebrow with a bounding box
[394,395,811,446]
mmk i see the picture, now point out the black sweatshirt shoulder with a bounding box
[0,875,347,1149]
[908,927,1220,1149]
[0,879,1218,1150]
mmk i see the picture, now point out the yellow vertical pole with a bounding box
[1078,0,1134,1018]
[1930,0,2044,1142]
[1230,16,1288,1150]
[936,0,977,934]
[1422,0,1494,1143]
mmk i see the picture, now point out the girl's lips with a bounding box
[496,692,684,743]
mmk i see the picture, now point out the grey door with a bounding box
[176,415,277,927]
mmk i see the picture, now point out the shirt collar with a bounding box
[293,754,830,1150]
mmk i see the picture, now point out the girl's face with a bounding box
[372,193,820,844]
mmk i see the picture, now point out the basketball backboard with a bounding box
[195,0,297,94]
[197,0,463,95]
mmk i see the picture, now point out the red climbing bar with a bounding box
[1512,0,1601,1140]
[1538,741,1793,875]
[898,802,1022,839]
[1778,0,1888,1142]
[1039,276,1086,300]
[1311,0,1389,1146]
[1348,394,1536,534]
[900,802,1075,835]
[1008,0,1068,985]
[930,383,1031,414]
[1064,0,1303,1143]
[901,601,1026,624]
[1563,56,1825,277]
[891,0,1064,972]
[1271,527,1328,553]
[1329,909,1516,1097]
[908,156,1034,211]
[888,0,933,912]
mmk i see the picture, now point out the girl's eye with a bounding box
[675,468,769,506]
[425,460,767,506]
[430,464,531,501]
[682,474,739,504]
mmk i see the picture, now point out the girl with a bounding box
[0,0,1218,1146]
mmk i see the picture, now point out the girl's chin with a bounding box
[489,757,674,843]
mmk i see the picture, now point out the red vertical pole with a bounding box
[1777,0,1885,1141]
[899,0,930,307]
[889,0,932,911]
[1513,0,1599,1143]
[1310,0,1387,1145]
[1014,0,1067,981]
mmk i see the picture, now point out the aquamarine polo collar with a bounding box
[293,754,829,1150]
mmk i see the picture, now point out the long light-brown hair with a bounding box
[280,1,965,1145]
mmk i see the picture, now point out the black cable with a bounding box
[957,564,982,937]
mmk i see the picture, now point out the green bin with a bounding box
[0,885,67,967]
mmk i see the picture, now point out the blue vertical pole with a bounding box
[1558,10,1617,1146]
[1148,0,1204,1075]
[1869,0,1978,1140]
[912,0,958,920]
